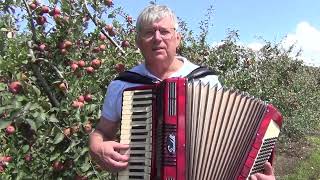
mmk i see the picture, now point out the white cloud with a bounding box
[281,21,320,66]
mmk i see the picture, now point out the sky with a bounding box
[115,0,320,67]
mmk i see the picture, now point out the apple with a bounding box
[121,40,129,48]
[29,3,37,10]
[0,165,4,173]
[70,63,78,71]
[78,95,85,103]
[78,60,86,67]
[115,63,125,73]
[52,160,64,171]
[24,154,32,162]
[71,124,80,134]
[105,24,113,32]
[63,128,71,137]
[104,0,113,7]
[126,16,133,24]
[49,6,60,16]
[58,82,67,91]
[83,123,92,134]
[99,33,106,41]
[99,44,106,51]
[108,29,116,36]
[86,67,94,74]
[36,16,46,25]
[5,125,15,135]
[3,156,13,163]
[84,94,93,102]
[91,59,101,69]
[72,101,84,108]
[41,6,50,14]
[8,81,22,94]
[64,159,74,169]
[64,40,72,49]
[38,44,46,51]
[60,48,67,55]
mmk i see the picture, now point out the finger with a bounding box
[108,157,129,170]
[112,142,130,150]
[111,151,130,162]
[263,161,274,175]
[249,175,257,180]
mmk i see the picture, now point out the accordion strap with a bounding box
[114,66,217,84]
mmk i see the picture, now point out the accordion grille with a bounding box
[118,89,153,180]
[186,82,267,180]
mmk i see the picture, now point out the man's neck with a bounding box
[146,57,183,80]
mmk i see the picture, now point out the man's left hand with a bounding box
[250,162,275,180]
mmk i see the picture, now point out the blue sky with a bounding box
[115,0,320,66]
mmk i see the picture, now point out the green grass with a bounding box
[282,136,320,180]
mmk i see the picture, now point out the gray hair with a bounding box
[136,5,178,33]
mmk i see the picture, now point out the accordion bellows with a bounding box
[118,78,283,180]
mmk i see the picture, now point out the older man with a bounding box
[89,4,276,180]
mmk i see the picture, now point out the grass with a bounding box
[281,136,320,180]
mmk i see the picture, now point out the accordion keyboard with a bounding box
[118,89,153,180]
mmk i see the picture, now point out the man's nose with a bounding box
[153,30,162,41]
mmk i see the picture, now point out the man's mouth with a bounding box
[152,47,165,51]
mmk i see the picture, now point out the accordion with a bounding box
[118,78,283,180]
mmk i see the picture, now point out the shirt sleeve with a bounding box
[101,81,126,122]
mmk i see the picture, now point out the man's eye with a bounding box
[160,30,170,35]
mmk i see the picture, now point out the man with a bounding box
[89,4,276,180]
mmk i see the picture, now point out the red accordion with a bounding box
[118,78,283,180]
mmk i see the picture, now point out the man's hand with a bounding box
[250,162,275,180]
[90,140,129,172]
[89,117,129,172]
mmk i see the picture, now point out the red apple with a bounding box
[24,154,32,162]
[78,60,86,67]
[121,40,130,48]
[60,48,67,55]
[91,59,101,69]
[126,16,133,24]
[83,123,92,134]
[8,81,22,94]
[63,128,71,137]
[0,165,4,173]
[41,6,50,14]
[108,29,116,36]
[38,44,46,51]
[99,44,106,51]
[49,6,60,16]
[84,94,93,102]
[29,3,37,10]
[3,156,13,163]
[52,161,64,171]
[72,101,84,109]
[78,95,85,103]
[105,24,113,32]
[99,33,106,41]
[64,40,72,49]
[70,63,78,71]
[115,63,125,73]
[86,67,94,74]
[36,16,46,25]
[104,0,113,7]
[5,125,15,135]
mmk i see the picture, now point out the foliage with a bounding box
[0,0,319,179]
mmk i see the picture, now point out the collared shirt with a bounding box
[101,56,221,122]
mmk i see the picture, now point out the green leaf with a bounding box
[80,162,90,172]
[53,132,65,144]
[25,118,37,131]
[49,114,59,122]
[22,145,30,153]
[0,83,6,91]
[0,119,11,129]
[49,152,60,161]
[32,85,41,96]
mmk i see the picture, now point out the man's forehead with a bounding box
[141,16,174,27]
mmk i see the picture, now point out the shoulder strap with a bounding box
[114,71,156,85]
[185,66,217,81]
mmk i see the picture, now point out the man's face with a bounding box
[136,16,181,65]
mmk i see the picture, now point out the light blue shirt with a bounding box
[101,56,221,122]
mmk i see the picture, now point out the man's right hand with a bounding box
[89,117,129,172]
[90,140,129,172]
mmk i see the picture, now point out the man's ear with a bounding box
[135,35,141,50]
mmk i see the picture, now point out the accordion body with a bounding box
[118,78,283,180]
